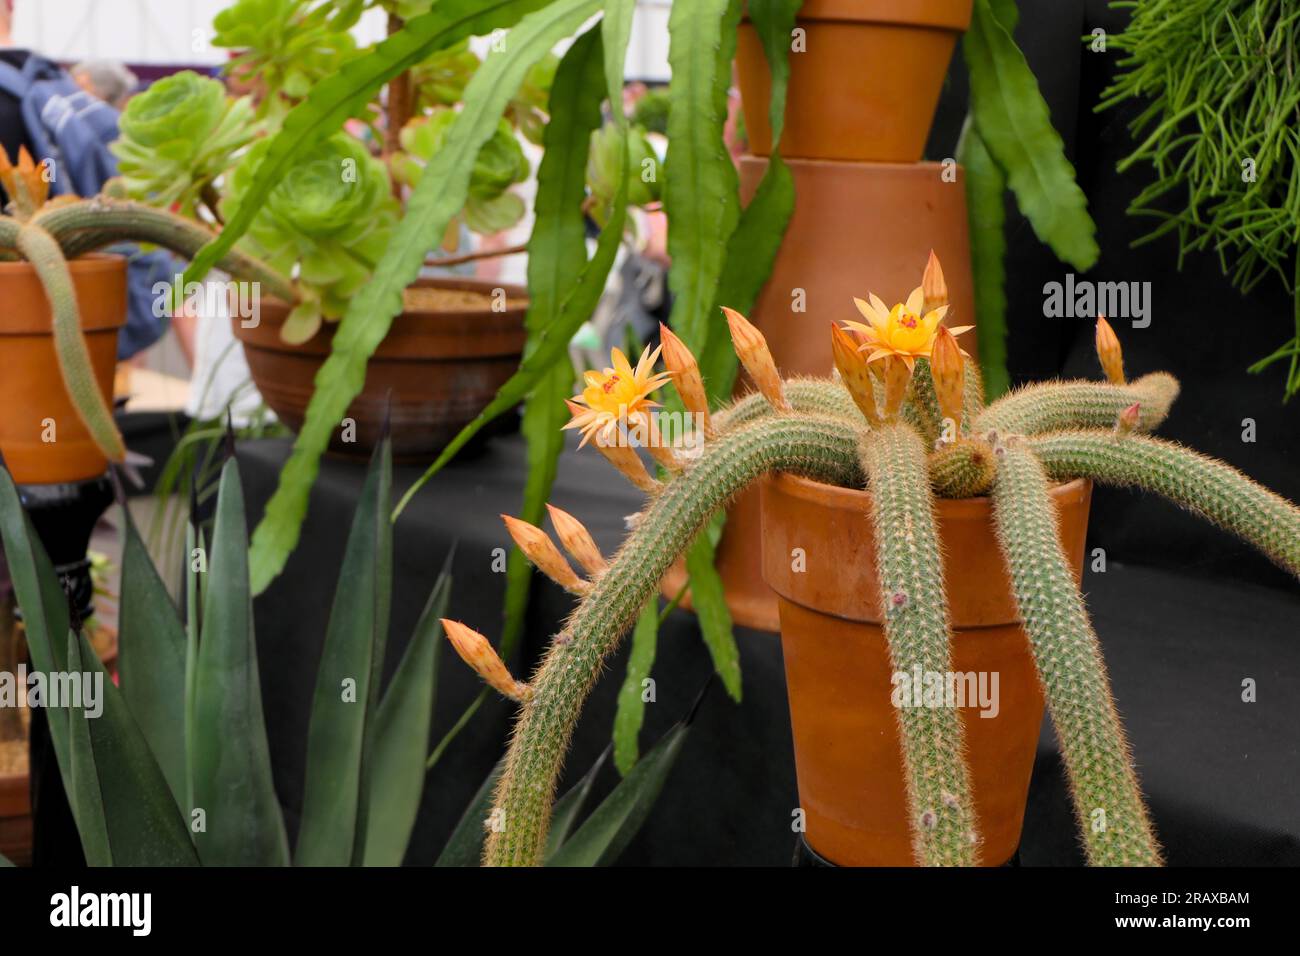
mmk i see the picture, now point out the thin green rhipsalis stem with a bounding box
[1029,432,1300,579]
[860,423,977,866]
[483,414,865,865]
[991,443,1161,866]
[14,223,126,462]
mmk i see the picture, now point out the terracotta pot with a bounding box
[737,0,973,162]
[0,255,126,485]
[662,157,977,630]
[760,473,1092,866]
[235,277,528,460]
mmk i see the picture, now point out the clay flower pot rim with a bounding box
[768,470,1090,510]
[745,0,972,30]
[0,250,123,277]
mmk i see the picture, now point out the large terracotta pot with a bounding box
[0,255,126,485]
[662,157,977,629]
[737,0,973,162]
[235,277,528,460]
[760,473,1092,866]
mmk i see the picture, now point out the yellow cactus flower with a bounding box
[846,286,973,371]
[564,345,672,447]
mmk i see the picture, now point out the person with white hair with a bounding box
[71,59,138,111]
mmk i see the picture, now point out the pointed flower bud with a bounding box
[545,503,607,575]
[1116,401,1141,435]
[501,514,589,596]
[722,306,790,412]
[881,355,914,421]
[1095,315,1125,385]
[830,324,881,425]
[442,620,532,702]
[922,249,948,314]
[929,326,965,437]
[659,323,712,435]
[640,412,684,472]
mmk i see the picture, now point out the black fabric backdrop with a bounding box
[235,1,1300,866]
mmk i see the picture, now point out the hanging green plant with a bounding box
[1099,0,1300,400]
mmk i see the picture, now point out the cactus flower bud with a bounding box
[1116,401,1141,434]
[929,326,965,436]
[441,619,532,702]
[545,503,607,575]
[501,514,589,595]
[830,324,881,425]
[881,355,914,421]
[1095,315,1125,385]
[659,323,712,435]
[722,306,790,412]
[922,249,948,314]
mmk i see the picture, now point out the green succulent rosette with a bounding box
[110,71,257,217]
[392,109,531,237]
[586,122,662,228]
[410,39,481,112]
[213,0,362,120]
[222,132,398,344]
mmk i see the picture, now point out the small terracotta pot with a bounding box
[0,255,126,485]
[737,0,974,162]
[0,770,30,867]
[760,473,1092,866]
[662,157,977,630]
[235,277,528,460]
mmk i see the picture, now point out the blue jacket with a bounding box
[0,52,177,359]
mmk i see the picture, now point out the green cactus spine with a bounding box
[861,423,977,865]
[991,442,1162,866]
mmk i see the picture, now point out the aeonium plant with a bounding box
[438,255,1300,867]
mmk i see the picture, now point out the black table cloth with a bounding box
[239,433,1300,866]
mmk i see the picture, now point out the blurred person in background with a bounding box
[0,0,175,362]
[71,59,138,111]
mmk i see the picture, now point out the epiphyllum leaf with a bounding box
[563,345,672,447]
[846,285,973,371]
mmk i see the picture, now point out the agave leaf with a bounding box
[684,525,741,701]
[434,756,506,867]
[360,559,452,866]
[68,629,199,866]
[964,0,1098,271]
[295,437,392,866]
[191,459,290,866]
[613,601,659,774]
[501,22,607,661]
[546,711,695,867]
[117,504,188,806]
[247,0,604,593]
[544,745,610,862]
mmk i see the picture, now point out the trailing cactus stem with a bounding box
[14,223,125,461]
[860,422,978,865]
[991,443,1161,866]
[903,359,943,444]
[1030,432,1300,579]
[30,199,298,304]
[485,414,866,866]
[976,373,1179,436]
[714,377,862,432]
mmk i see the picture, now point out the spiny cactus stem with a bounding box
[927,437,997,499]
[31,199,298,304]
[14,222,126,462]
[976,373,1180,436]
[860,422,978,865]
[714,377,863,433]
[1030,431,1300,580]
[991,443,1162,866]
[484,414,867,866]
